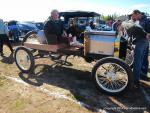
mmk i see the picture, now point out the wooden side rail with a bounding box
[24,42,68,52]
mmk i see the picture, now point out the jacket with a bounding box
[44,18,64,37]
[0,19,9,35]
[125,20,147,43]
[140,15,150,33]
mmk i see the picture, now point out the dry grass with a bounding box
[0,45,150,113]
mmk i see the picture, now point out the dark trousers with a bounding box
[0,34,13,53]
[141,44,149,75]
[133,39,149,82]
[12,29,19,42]
[119,38,128,59]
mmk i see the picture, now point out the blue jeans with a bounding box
[133,39,149,82]
[141,44,149,75]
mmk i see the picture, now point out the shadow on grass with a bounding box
[18,63,108,112]
[18,63,150,113]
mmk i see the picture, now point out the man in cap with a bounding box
[139,11,150,80]
[128,10,150,88]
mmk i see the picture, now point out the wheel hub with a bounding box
[106,72,116,81]
[16,49,32,70]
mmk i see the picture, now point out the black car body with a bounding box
[59,11,100,31]
[8,21,38,39]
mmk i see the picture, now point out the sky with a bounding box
[0,0,149,22]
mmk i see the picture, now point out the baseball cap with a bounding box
[130,10,141,15]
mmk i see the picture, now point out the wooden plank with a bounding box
[24,42,68,52]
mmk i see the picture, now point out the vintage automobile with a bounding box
[7,21,38,40]
[14,11,133,95]
[14,30,133,96]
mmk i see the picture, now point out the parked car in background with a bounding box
[7,21,39,41]
[96,24,112,31]
[24,22,44,30]
[59,11,100,31]
[34,22,44,30]
[17,22,38,38]
[7,20,20,42]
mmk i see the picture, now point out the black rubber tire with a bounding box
[22,31,38,53]
[14,46,35,73]
[92,57,133,96]
[22,31,37,45]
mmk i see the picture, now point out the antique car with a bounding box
[14,11,133,95]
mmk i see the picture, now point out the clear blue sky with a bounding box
[0,0,149,21]
[85,0,149,9]
[81,0,150,13]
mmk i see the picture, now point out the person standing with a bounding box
[0,19,13,56]
[67,19,82,46]
[127,10,150,88]
[139,12,150,81]
[8,21,20,43]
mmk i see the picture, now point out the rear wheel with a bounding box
[22,31,39,45]
[14,46,35,73]
[92,57,133,95]
[22,31,44,56]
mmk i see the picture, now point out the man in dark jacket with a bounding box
[44,9,67,44]
[128,10,150,88]
[44,9,68,59]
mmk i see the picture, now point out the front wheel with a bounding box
[92,57,133,95]
[14,46,35,73]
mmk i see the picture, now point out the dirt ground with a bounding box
[0,45,150,113]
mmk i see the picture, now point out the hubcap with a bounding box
[95,63,128,93]
[16,50,31,70]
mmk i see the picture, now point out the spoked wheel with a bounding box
[22,31,45,56]
[14,46,35,73]
[92,57,133,95]
[22,31,39,45]
[125,48,134,67]
[22,31,39,53]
